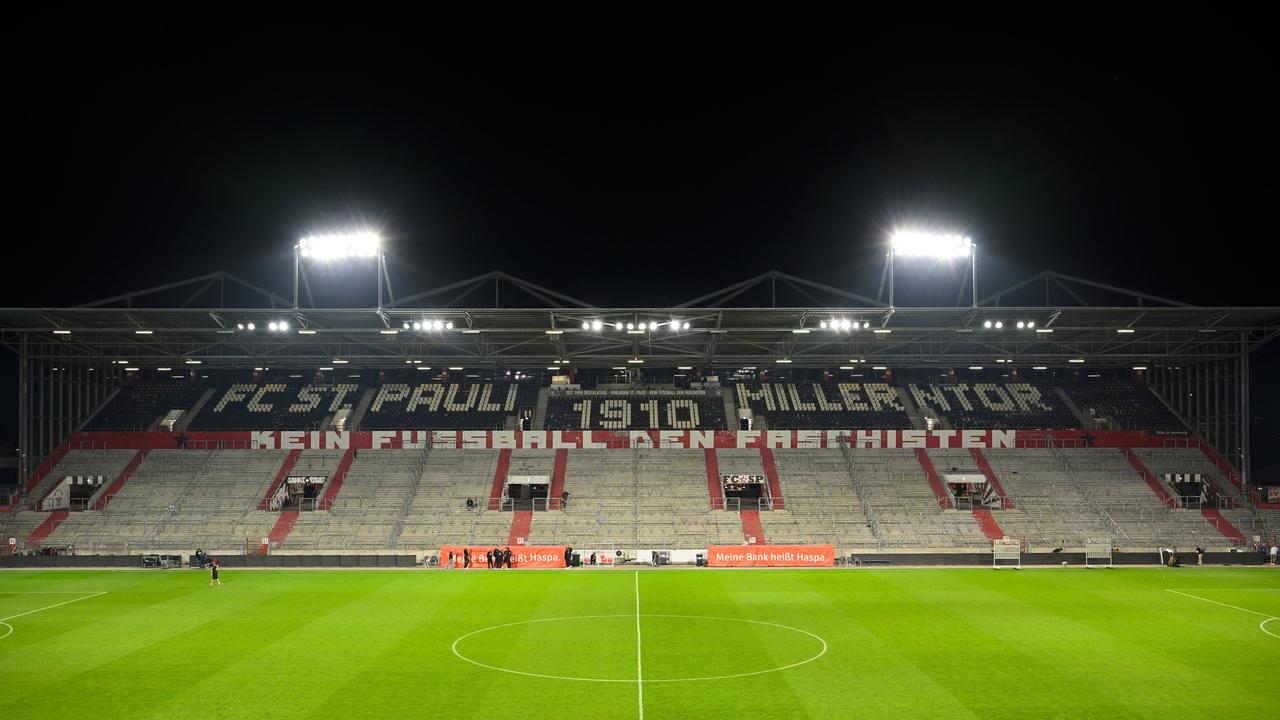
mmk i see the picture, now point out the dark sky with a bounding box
[4,8,1277,468]
[7,8,1275,307]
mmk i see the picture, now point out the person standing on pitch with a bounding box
[463,547,471,569]
[209,558,221,588]
[503,546,512,569]
[486,548,493,569]
[447,549,455,570]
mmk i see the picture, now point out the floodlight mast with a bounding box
[887,230,977,308]
[292,232,386,310]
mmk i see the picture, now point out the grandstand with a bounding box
[2,269,1278,565]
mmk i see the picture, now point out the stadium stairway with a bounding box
[895,387,926,430]
[26,510,68,546]
[174,388,216,432]
[24,440,72,494]
[550,449,568,506]
[260,449,302,510]
[92,449,149,510]
[1121,449,1176,507]
[971,509,1004,541]
[915,449,953,508]
[1054,388,1096,429]
[347,389,377,430]
[740,509,766,544]
[759,448,785,509]
[704,449,724,509]
[265,510,299,552]
[969,448,1012,508]
[319,449,356,507]
[1200,509,1245,545]
[489,449,512,510]
[508,510,533,545]
[1197,442,1244,492]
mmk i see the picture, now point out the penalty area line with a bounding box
[0,591,108,623]
[1165,589,1279,640]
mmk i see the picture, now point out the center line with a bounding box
[635,571,644,720]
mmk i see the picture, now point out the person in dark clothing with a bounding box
[563,546,571,568]
[486,548,493,569]
[463,548,471,569]
[503,546,512,569]
[209,559,221,588]
[560,490,569,510]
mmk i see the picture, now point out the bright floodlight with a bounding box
[299,232,381,260]
[890,230,972,258]
[592,320,603,331]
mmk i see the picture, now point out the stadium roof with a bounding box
[2,270,1277,369]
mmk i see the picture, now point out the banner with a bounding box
[66,428,1196,451]
[706,544,834,567]
[439,545,569,569]
[1267,487,1280,503]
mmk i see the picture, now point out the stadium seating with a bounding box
[188,382,362,431]
[543,390,727,430]
[906,382,1080,429]
[734,382,911,429]
[43,450,285,552]
[10,443,1264,555]
[84,380,209,431]
[523,450,744,548]
[1061,382,1185,431]
[362,381,537,430]
[757,450,879,547]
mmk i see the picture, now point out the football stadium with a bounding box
[5,9,1279,720]
[2,260,1278,720]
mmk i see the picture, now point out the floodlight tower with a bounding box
[293,231,389,309]
[887,230,976,308]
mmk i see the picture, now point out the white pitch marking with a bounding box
[635,572,644,720]
[450,613,829,683]
[0,591,107,623]
[0,621,12,640]
[1165,589,1279,639]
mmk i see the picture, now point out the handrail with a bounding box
[837,437,885,547]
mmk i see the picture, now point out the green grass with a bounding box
[2,566,1278,719]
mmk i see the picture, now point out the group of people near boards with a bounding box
[446,546,512,569]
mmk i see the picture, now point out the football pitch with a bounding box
[1,566,1277,720]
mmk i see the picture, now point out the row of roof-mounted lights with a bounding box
[233,321,296,332]
[402,320,454,331]
[982,320,1036,329]
[581,320,691,332]
[817,319,873,330]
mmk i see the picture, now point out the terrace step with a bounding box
[704,448,724,510]
[740,510,766,544]
[508,510,533,545]
[915,448,952,508]
[489,449,512,511]
[263,510,299,553]
[1200,509,1245,545]
[972,509,1004,541]
[27,511,69,546]
[969,448,1012,509]
[759,448,785,510]
[550,449,568,509]
[260,449,302,510]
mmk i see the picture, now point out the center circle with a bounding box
[451,614,826,683]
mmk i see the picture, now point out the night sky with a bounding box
[5,8,1277,469]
